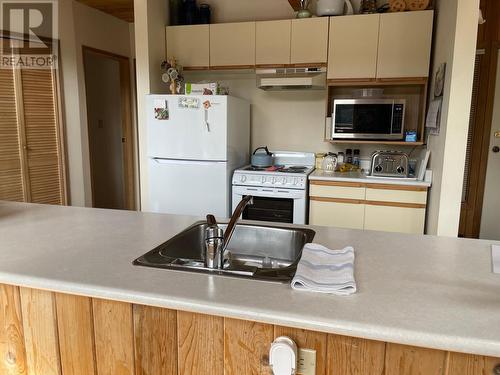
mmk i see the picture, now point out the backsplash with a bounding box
[184,71,425,159]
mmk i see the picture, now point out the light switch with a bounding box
[297,348,316,375]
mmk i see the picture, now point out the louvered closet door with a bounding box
[19,68,65,205]
[0,68,25,201]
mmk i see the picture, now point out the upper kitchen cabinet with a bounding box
[376,10,434,79]
[166,25,210,69]
[327,14,380,80]
[290,17,329,65]
[210,22,256,68]
[255,20,291,66]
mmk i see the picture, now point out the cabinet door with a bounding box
[20,69,66,205]
[310,199,365,230]
[0,67,24,201]
[166,25,209,69]
[376,10,433,78]
[210,22,256,68]
[290,18,329,65]
[256,20,291,66]
[328,14,380,80]
[364,204,425,234]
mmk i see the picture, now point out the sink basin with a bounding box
[133,221,315,282]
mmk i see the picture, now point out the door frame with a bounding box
[459,0,500,237]
[82,46,136,210]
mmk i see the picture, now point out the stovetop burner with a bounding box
[278,166,307,173]
[244,166,267,171]
[245,165,309,173]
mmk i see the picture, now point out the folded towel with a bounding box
[291,243,356,295]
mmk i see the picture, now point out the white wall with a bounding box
[58,0,134,206]
[425,0,479,236]
[134,0,169,211]
[189,0,385,23]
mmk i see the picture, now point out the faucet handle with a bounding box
[206,214,217,226]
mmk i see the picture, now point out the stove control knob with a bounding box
[374,164,383,173]
[240,175,247,183]
[396,166,405,174]
[261,176,266,183]
[293,178,298,185]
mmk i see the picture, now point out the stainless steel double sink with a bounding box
[133,221,315,282]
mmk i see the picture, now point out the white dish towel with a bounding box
[291,243,356,295]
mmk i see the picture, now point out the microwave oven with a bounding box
[331,98,406,140]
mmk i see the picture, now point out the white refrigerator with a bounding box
[146,94,250,218]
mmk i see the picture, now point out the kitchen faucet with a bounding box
[204,195,253,270]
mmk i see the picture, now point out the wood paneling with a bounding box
[446,352,500,374]
[92,299,134,375]
[224,318,273,375]
[133,305,177,375]
[0,285,27,375]
[0,68,24,202]
[75,0,134,22]
[19,287,61,375]
[2,284,500,375]
[55,293,96,375]
[275,326,328,374]
[385,343,447,375]
[327,334,385,375]
[177,311,223,375]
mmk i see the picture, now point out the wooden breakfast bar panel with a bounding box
[1,285,499,375]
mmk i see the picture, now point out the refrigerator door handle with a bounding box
[151,158,226,165]
[204,108,210,132]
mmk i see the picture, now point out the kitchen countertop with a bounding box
[1,201,499,357]
[309,170,432,187]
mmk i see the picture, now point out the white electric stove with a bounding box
[231,151,315,224]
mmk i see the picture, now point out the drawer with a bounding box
[364,204,425,234]
[310,182,365,200]
[309,200,365,230]
[365,187,427,205]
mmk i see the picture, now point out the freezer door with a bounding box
[148,158,230,218]
[147,95,228,161]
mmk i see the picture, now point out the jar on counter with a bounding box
[315,153,326,169]
[337,152,345,165]
[322,153,338,173]
[353,149,360,167]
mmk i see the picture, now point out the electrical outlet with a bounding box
[297,348,316,375]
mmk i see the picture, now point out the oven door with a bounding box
[232,185,307,224]
[332,99,404,140]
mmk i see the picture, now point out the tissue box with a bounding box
[185,82,218,95]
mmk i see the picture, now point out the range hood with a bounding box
[256,67,326,91]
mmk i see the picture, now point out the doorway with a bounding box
[83,46,135,210]
[479,47,500,240]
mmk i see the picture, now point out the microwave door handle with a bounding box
[390,100,395,134]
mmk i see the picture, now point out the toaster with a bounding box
[370,151,409,178]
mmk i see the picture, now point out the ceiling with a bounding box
[76,0,134,23]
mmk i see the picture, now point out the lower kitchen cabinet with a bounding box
[309,180,428,234]
[364,203,426,234]
[310,198,365,230]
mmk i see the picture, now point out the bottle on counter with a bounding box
[337,151,345,165]
[353,149,360,167]
[346,149,353,164]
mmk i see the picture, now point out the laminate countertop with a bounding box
[0,201,499,357]
[309,170,432,188]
